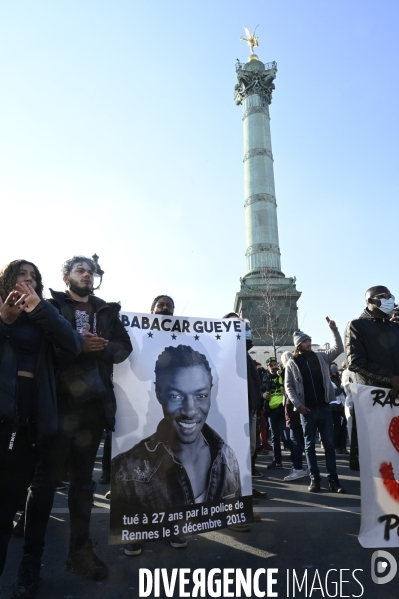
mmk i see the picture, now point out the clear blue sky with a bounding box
[1,1,398,344]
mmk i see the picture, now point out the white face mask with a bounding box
[245,329,252,341]
[378,297,395,314]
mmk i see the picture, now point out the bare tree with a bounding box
[246,268,298,356]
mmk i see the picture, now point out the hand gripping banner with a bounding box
[352,383,399,547]
[109,313,253,544]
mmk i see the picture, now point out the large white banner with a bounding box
[109,313,253,544]
[352,383,399,548]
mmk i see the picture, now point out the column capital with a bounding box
[234,61,277,106]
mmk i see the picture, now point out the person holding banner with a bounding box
[345,285,399,469]
[345,286,399,547]
[345,286,399,389]
[284,318,345,493]
[150,295,175,316]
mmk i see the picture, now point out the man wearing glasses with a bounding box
[345,286,399,468]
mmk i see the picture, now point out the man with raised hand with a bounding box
[284,318,345,494]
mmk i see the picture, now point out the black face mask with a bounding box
[68,283,93,298]
[157,309,173,316]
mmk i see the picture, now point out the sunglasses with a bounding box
[372,293,395,301]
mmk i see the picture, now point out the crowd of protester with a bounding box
[247,318,345,493]
[1,255,398,599]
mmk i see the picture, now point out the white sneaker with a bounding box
[284,468,308,481]
[304,467,310,476]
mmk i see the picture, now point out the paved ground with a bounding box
[1,446,399,598]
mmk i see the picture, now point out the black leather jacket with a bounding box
[0,301,84,444]
[111,420,241,513]
[345,308,399,388]
[48,290,133,429]
[247,354,261,412]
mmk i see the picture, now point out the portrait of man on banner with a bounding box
[109,312,252,543]
[111,344,241,513]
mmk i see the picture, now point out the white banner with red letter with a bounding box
[352,383,399,547]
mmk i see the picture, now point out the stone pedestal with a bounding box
[234,271,301,346]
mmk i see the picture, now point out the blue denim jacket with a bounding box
[111,420,241,513]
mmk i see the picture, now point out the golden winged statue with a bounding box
[240,25,259,55]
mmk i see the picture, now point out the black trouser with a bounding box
[25,399,106,556]
[268,403,285,464]
[0,424,37,575]
[0,377,37,576]
[331,408,347,450]
[102,430,111,476]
